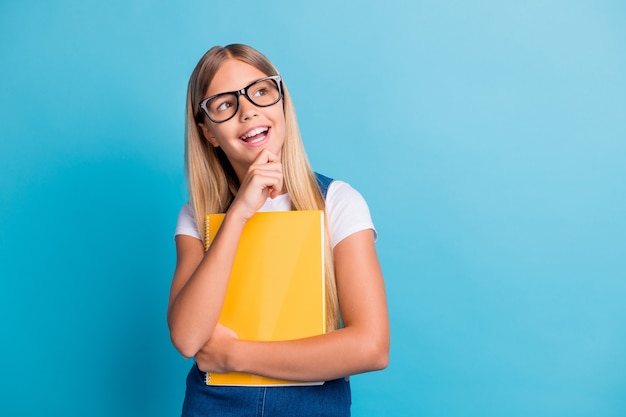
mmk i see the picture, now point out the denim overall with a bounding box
[181,174,351,416]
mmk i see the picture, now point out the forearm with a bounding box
[228,326,389,382]
[168,213,247,357]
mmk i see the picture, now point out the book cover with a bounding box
[204,210,326,386]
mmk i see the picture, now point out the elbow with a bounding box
[170,333,200,359]
[375,350,389,371]
[168,318,205,359]
[370,343,389,371]
[371,326,390,371]
[167,306,215,358]
[361,334,389,372]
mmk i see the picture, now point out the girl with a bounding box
[168,44,389,416]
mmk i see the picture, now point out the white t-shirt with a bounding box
[175,180,376,248]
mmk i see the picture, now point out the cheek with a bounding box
[273,120,286,143]
[203,123,235,147]
[273,110,287,133]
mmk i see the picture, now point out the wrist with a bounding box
[224,204,254,226]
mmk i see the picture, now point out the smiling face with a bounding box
[198,59,286,181]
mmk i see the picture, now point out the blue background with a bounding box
[1,1,625,416]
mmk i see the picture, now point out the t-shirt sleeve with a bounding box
[325,181,377,248]
[174,203,202,240]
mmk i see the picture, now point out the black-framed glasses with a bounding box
[198,75,283,123]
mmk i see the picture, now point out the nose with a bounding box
[238,94,258,121]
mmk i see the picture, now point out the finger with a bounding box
[253,148,278,165]
[246,161,283,191]
[215,323,239,339]
[249,168,283,195]
[246,166,282,186]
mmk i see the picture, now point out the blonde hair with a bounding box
[184,44,340,331]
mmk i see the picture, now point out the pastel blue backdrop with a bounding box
[1,1,625,416]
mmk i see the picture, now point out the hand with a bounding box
[194,324,239,373]
[229,149,283,221]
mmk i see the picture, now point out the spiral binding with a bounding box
[204,214,212,386]
[204,214,211,252]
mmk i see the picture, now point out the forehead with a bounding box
[206,59,269,96]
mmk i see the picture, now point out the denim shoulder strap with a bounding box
[314,172,334,200]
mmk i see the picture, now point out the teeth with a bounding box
[241,127,268,140]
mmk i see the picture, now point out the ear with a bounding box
[198,123,220,148]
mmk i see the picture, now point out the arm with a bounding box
[195,228,390,381]
[167,150,283,358]
[167,214,246,358]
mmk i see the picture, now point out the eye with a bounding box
[252,86,269,97]
[212,96,236,112]
[217,101,233,111]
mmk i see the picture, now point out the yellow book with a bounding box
[203,210,326,386]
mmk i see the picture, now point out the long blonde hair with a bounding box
[184,44,340,331]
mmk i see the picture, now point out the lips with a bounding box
[240,126,269,143]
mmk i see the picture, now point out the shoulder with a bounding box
[327,180,366,204]
[174,202,202,240]
[324,180,377,248]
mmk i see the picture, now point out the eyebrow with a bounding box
[206,77,268,98]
